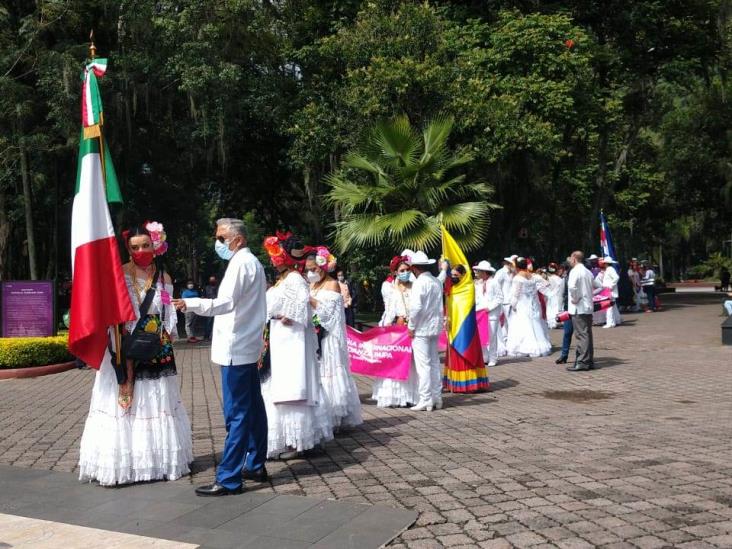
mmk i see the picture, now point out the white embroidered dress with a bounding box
[78,273,193,486]
[262,271,333,457]
[371,282,419,407]
[312,288,363,428]
[506,276,552,357]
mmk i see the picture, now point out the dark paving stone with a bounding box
[171,493,275,529]
[312,505,418,548]
[266,501,368,542]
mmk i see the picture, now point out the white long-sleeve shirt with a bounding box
[568,263,594,315]
[642,268,656,287]
[601,265,620,298]
[183,247,267,365]
[494,266,514,305]
[407,272,443,337]
[475,278,503,315]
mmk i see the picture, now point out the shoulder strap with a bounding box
[132,269,160,331]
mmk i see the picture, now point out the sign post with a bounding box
[1,281,56,337]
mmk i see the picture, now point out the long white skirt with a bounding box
[371,363,419,407]
[261,377,334,458]
[506,311,552,358]
[320,333,362,428]
[78,352,193,486]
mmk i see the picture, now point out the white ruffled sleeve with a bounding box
[279,272,311,327]
[314,291,345,333]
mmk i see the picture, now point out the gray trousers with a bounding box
[571,314,594,367]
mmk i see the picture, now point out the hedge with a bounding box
[0,336,73,369]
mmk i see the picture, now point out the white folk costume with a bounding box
[263,270,333,457]
[311,287,363,428]
[372,281,419,407]
[474,261,502,366]
[600,260,622,328]
[408,252,444,411]
[494,259,515,356]
[506,274,552,357]
[79,235,193,485]
[545,273,564,329]
[592,270,607,325]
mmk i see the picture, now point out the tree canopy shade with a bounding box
[325,116,497,253]
[1,0,730,288]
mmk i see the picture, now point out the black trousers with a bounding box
[571,314,594,367]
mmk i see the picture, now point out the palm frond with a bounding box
[373,115,420,167]
[420,116,454,165]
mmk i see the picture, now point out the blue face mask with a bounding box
[397,272,411,282]
[215,238,235,261]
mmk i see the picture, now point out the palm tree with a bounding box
[325,115,497,254]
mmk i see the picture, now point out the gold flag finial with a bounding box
[89,30,97,59]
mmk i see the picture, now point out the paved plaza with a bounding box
[1,292,731,548]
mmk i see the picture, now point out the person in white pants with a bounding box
[493,256,516,355]
[473,261,503,367]
[407,251,444,412]
[599,256,622,328]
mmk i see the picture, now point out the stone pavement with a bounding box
[0,465,415,548]
[1,292,731,548]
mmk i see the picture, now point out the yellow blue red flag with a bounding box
[441,225,489,392]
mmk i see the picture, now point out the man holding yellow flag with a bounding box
[441,226,490,393]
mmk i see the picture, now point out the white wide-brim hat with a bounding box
[602,256,615,263]
[503,254,518,263]
[474,260,495,272]
[400,248,415,260]
[408,250,436,266]
[588,254,599,260]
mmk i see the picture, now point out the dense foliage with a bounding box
[1,0,730,288]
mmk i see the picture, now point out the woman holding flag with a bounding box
[78,223,193,486]
[441,227,490,394]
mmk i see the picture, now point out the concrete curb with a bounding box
[0,361,76,380]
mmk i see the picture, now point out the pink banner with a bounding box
[346,325,413,380]
[439,309,489,351]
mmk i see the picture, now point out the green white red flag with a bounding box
[69,57,135,368]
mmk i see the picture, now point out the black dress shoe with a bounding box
[195,483,243,497]
[555,356,568,364]
[566,365,590,372]
[242,466,269,483]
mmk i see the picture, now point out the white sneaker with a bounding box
[278,450,300,460]
[603,324,614,329]
[410,402,434,412]
[488,361,497,367]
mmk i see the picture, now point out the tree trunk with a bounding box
[0,186,9,280]
[19,140,38,280]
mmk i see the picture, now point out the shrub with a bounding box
[0,336,73,369]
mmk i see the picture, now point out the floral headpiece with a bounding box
[145,221,168,256]
[389,255,409,273]
[264,234,296,268]
[314,246,337,273]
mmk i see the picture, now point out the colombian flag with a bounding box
[441,225,490,393]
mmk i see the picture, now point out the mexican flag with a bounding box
[69,58,135,368]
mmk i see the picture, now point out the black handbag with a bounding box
[123,270,164,362]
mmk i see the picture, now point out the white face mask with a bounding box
[307,271,322,284]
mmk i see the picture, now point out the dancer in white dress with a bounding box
[506,257,552,357]
[79,223,193,486]
[598,256,622,328]
[262,238,333,459]
[378,256,402,326]
[372,257,419,407]
[305,250,363,429]
[544,263,564,329]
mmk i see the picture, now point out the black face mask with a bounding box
[451,276,461,285]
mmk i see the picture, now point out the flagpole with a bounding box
[88,31,123,375]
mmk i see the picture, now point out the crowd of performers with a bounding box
[77,220,654,490]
